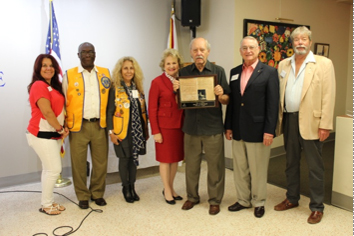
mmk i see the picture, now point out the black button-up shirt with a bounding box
[179,61,230,135]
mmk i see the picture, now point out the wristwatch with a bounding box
[108,130,113,135]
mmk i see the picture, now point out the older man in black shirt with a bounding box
[174,37,230,215]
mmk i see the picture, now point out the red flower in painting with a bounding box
[268,59,275,67]
[272,33,279,43]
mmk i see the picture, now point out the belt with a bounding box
[83,118,100,122]
[284,112,298,115]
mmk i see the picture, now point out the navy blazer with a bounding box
[225,61,279,142]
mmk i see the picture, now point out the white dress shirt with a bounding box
[62,64,100,119]
[285,51,316,112]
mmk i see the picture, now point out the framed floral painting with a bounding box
[243,19,310,68]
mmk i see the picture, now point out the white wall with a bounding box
[0,0,172,179]
[0,0,351,185]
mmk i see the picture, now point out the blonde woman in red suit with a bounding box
[148,49,184,205]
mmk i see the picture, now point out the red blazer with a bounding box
[148,73,184,135]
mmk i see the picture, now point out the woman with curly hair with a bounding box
[106,57,149,203]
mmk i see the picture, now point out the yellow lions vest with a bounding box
[113,85,147,140]
[65,66,111,132]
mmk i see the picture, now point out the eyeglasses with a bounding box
[241,46,257,51]
[80,50,95,56]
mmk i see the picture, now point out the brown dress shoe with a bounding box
[209,205,220,215]
[274,199,299,211]
[181,200,199,210]
[307,211,323,224]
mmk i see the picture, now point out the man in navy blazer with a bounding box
[224,36,279,218]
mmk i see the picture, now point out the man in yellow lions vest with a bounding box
[62,42,111,209]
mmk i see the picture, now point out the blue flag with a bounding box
[45,0,63,79]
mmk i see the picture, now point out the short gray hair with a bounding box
[290,26,312,41]
[189,37,211,51]
[240,36,258,48]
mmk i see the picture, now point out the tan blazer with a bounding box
[275,54,336,140]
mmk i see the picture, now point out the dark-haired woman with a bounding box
[26,54,69,215]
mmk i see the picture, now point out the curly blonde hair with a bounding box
[159,48,184,71]
[112,56,144,94]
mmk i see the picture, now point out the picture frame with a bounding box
[314,43,330,58]
[177,74,218,109]
[243,19,310,68]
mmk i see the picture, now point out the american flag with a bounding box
[167,5,178,49]
[45,0,63,81]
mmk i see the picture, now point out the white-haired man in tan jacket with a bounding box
[273,26,336,224]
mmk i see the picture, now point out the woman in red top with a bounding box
[148,49,184,204]
[26,54,69,215]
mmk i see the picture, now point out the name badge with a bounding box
[47,86,52,91]
[231,74,239,81]
[132,90,139,98]
[280,70,286,78]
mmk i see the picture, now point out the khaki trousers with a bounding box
[232,140,270,207]
[69,120,108,201]
[184,133,225,205]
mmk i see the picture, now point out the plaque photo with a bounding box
[177,74,218,109]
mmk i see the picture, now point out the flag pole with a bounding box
[49,0,53,49]
[55,139,72,188]
[47,0,71,188]
[171,1,174,15]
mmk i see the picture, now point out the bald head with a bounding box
[77,42,96,72]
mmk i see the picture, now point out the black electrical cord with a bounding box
[173,0,181,22]
[0,190,103,236]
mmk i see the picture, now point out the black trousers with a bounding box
[118,157,137,187]
[283,112,325,212]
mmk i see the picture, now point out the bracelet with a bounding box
[57,126,65,135]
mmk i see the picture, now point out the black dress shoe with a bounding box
[165,199,176,205]
[123,186,134,203]
[228,202,251,212]
[91,197,107,206]
[78,200,89,209]
[173,195,183,201]
[162,190,176,205]
[254,206,265,218]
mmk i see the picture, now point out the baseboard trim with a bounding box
[0,166,72,189]
[331,191,352,211]
[106,166,160,185]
